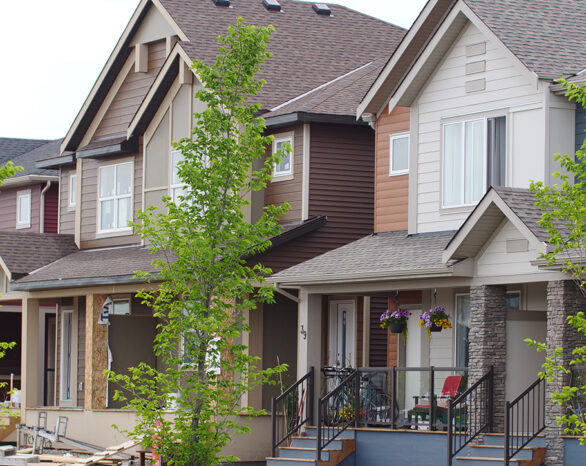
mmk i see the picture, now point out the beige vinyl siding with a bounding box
[265,125,303,222]
[60,170,75,235]
[92,40,167,141]
[475,220,540,277]
[375,106,409,233]
[414,21,546,233]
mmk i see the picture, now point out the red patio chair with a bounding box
[408,375,464,428]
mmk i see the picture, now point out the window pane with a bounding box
[100,200,115,230]
[69,175,76,206]
[456,295,471,367]
[99,166,116,198]
[112,300,130,315]
[443,123,463,206]
[117,197,131,229]
[487,116,506,187]
[275,139,291,174]
[18,194,30,224]
[464,120,484,204]
[391,136,409,172]
[116,163,132,195]
[172,151,184,185]
[506,292,520,310]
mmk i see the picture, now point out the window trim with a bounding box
[454,293,471,368]
[97,161,134,234]
[60,309,73,402]
[170,150,186,203]
[16,189,31,229]
[68,173,77,209]
[389,132,410,176]
[272,134,294,181]
[441,114,506,209]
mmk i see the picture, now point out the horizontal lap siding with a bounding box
[369,296,389,367]
[43,184,59,233]
[0,185,41,233]
[415,22,545,234]
[93,40,166,141]
[59,170,75,234]
[265,125,303,222]
[375,106,409,232]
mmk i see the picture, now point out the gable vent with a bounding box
[212,0,230,7]
[312,3,331,15]
[263,0,282,11]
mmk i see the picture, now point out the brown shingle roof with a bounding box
[0,138,49,162]
[0,232,77,276]
[162,0,406,111]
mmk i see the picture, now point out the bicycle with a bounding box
[321,366,355,427]
[359,371,397,426]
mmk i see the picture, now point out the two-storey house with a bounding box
[4,0,406,460]
[270,0,586,464]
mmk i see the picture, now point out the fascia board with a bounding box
[36,154,75,169]
[3,175,59,187]
[10,274,155,292]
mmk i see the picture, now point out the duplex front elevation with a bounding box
[270,0,586,464]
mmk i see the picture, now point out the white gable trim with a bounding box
[387,1,539,116]
[442,190,546,263]
[151,0,188,42]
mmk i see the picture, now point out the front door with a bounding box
[328,301,355,368]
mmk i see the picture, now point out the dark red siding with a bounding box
[43,183,59,233]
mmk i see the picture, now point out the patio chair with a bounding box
[407,375,464,429]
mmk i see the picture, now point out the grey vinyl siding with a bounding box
[0,184,41,232]
[60,169,75,235]
[576,103,586,153]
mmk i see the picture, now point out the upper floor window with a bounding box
[69,174,77,209]
[171,150,186,203]
[98,161,133,233]
[389,133,409,175]
[16,190,31,229]
[442,115,506,207]
[273,136,293,179]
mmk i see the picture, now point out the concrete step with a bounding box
[291,436,344,450]
[266,457,316,466]
[279,447,330,461]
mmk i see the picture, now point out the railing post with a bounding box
[316,400,322,462]
[271,396,277,458]
[354,370,360,428]
[391,366,397,429]
[488,366,494,433]
[504,400,510,466]
[429,366,435,431]
[308,366,314,426]
[447,400,453,466]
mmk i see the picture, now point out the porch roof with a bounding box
[270,230,456,286]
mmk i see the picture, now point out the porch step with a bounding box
[267,432,356,466]
[279,447,331,461]
[482,433,546,447]
[304,427,356,439]
[468,445,534,460]
[454,434,546,466]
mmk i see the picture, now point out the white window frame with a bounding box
[97,161,133,234]
[60,310,73,402]
[111,297,131,315]
[441,115,506,208]
[170,150,186,203]
[16,190,31,229]
[272,135,294,180]
[389,132,410,176]
[69,174,77,209]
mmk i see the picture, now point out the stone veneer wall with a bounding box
[468,285,507,432]
[546,280,586,465]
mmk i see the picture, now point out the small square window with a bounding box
[69,174,77,208]
[506,291,521,310]
[273,136,293,178]
[389,133,409,175]
[111,299,130,315]
[16,190,31,228]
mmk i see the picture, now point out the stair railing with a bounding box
[316,368,359,461]
[270,367,314,458]
[504,377,545,466]
[447,366,494,466]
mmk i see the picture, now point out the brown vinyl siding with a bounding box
[93,40,167,141]
[265,125,303,222]
[44,184,59,234]
[0,185,41,233]
[375,106,409,233]
[59,170,75,235]
[369,296,389,367]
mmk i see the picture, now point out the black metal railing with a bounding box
[447,367,494,466]
[271,367,314,457]
[504,377,545,465]
[317,369,359,461]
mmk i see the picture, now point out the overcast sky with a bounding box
[0,0,427,140]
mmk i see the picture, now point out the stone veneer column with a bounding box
[545,280,586,465]
[468,285,507,432]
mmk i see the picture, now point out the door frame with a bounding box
[328,299,357,368]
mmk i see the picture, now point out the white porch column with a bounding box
[297,290,322,418]
[20,298,40,412]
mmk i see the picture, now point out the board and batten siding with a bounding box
[92,40,167,141]
[375,106,409,233]
[59,169,75,235]
[265,125,303,222]
[413,21,547,234]
[0,185,41,232]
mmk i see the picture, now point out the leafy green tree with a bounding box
[107,19,288,465]
[528,80,586,443]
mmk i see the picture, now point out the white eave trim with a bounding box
[3,174,59,188]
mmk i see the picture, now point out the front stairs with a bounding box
[453,433,546,466]
[266,427,355,466]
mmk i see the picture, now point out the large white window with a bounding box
[98,162,133,233]
[16,190,31,228]
[69,174,77,208]
[60,310,73,402]
[389,133,409,175]
[273,136,293,179]
[455,294,471,368]
[442,116,506,207]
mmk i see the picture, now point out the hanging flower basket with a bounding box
[380,309,411,338]
[419,306,452,338]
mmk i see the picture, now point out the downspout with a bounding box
[39,181,51,233]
